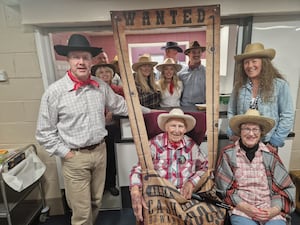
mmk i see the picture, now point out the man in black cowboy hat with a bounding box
[161,41,183,61]
[179,41,206,106]
[36,34,151,225]
[156,41,184,80]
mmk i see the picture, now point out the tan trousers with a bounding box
[62,142,106,225]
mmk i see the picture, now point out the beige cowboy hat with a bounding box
[234,42,276,62]
[184,41,206,55]
[132,54,158,72]
[110,55,118,64]
[158,108,196,132]
[229,109,275,136]
[54,34,103,57]
[156,58,182,72]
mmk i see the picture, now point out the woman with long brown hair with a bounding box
[227,43,294,151]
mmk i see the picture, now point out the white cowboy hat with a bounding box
[54,34,102,57]
[156,58,182,72]
[132,54,158,72]
[229,109,275,136]
[157,108,196,132]
[234,42,276,62]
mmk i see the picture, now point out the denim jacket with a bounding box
[227,78,294,147]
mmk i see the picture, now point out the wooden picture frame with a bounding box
[111,5,220,173]
[111,5,221,225]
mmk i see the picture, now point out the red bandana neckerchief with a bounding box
[169,140,182,149]
[67,70,99,90]
[169,82,174,95]
[189,62,201,70]
[166,134,182,149]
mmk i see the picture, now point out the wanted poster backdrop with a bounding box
[111,5,223,225]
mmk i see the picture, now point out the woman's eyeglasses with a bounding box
[241,127,261,134]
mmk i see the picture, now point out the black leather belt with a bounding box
[71,139,105,151]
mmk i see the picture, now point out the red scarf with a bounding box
[67,70,99,90]
[169,82,174,95]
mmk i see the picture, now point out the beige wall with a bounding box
[291,82,300,170]
[0,0,299,216]
[20,0,300,26]
[0,1,64,214]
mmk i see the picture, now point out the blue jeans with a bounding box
[231,215,286,225]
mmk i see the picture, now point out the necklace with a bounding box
[249,80,260,110]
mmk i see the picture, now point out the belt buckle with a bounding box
[73,139,104,151]
[86,139,104,150]
[86,144,98,150]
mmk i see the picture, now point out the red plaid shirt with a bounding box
[130,133,208,190]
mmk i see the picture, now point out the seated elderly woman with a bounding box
[129,108,208,222]
[215,109,295,225]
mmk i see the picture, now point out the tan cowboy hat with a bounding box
[184,41,206,55]
[158,108,196,132]
[132,54,158,72]
[156,58,182,72]
[112,55,118,62]
[54,34,103,57]
[229,109,275,136]
[234,43,276,62]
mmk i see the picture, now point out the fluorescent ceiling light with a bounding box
[254,26,297,30]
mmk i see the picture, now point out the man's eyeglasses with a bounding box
[241,127,261,134]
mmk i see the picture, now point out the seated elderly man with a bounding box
[129,108,208,222]
[215,109,295,225]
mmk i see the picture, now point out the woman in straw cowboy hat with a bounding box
[156,58,183,107]
[132,54,161,109]
[215,109,295,225]
[227,42,294,151]
[129,108,208,222]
